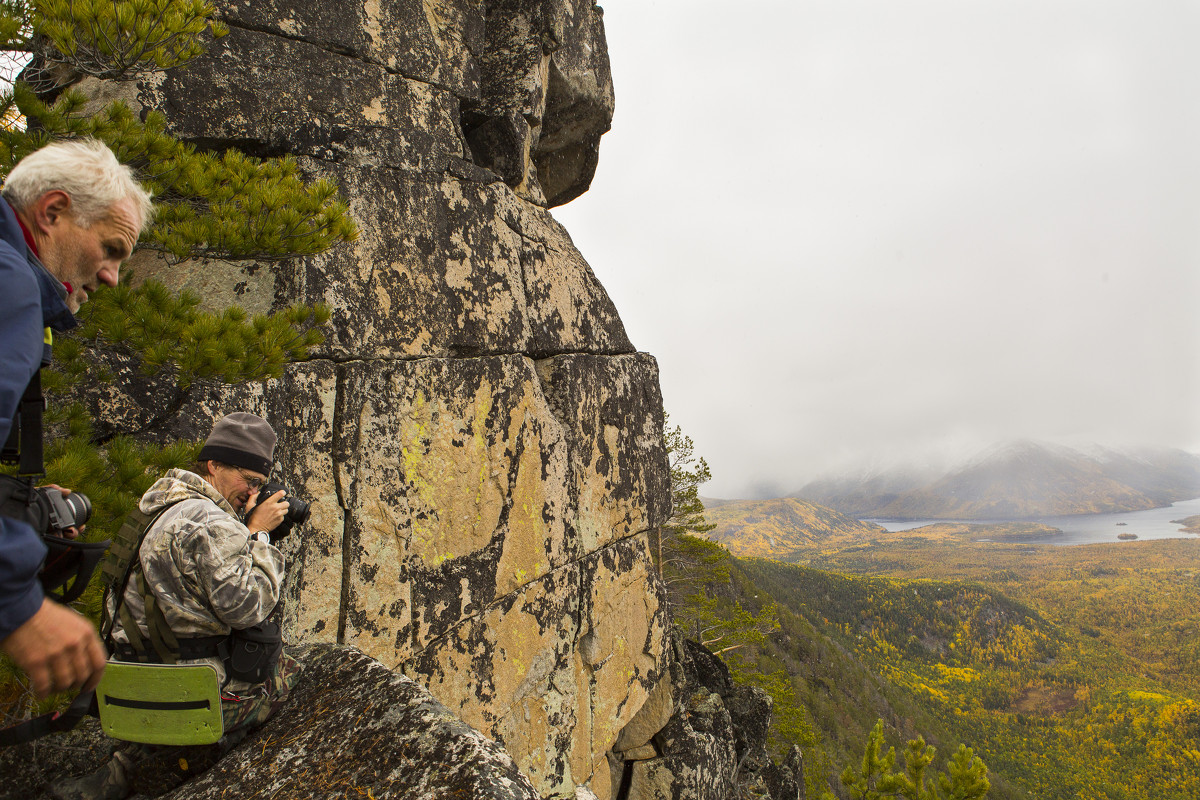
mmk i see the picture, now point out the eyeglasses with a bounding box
[233,467,266,491]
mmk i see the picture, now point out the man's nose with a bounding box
[98,265,119,287]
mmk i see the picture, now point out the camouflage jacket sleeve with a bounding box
[140,497,285,634]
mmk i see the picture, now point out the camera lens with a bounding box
[256,482,310,534]
[286,497,311,525]
[64,492,91,527]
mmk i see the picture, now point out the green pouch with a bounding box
[96,662,224,745]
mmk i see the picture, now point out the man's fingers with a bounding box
[81,636,107,692]
[47,650,78,697]
[2,600,107,697]
[26,661,52,699]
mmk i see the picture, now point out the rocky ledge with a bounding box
[1,644,541,800]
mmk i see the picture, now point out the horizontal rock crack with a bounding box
[219,16,464,95]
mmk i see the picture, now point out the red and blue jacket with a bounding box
[0,199,76,640]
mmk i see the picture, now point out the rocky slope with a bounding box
[2,645,543,800]
[4,639,802,800]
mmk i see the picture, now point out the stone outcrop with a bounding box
[2,641,801,800]
[1,645,543,800]
[69,1,670,797]
[606,633,805,800]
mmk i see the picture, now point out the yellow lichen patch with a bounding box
[400,381,505,566]
[586,754,612,800]
[362,95,387,123]
[342,478,414,663]
[419,577,579,797]
[286,371,344,643]
[568,647,596,792]
[495,391,569,594]
[575,423,643,553]
[421,0,459,81]
[443,232,472,289]
[585,540,663,752]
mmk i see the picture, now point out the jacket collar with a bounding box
[141,468,241,518]
[0,200,76,333]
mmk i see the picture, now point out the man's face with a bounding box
[41,197,140,313]
[210,463,267,513]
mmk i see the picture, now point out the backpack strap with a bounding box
[141,570,182,664]
[99,508,161,642]
[100,503,183,653]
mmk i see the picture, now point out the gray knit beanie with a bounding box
[197,412,276,475]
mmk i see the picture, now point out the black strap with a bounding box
[0,690,95,748]
[40,536,112,604]
[113,635,229,664]
[0,474,34,524]
[1,368,45,476]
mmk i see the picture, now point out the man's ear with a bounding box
[29,190,73,234]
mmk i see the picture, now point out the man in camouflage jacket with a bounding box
[53,413,302,800]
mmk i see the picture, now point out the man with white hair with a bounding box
[0,139,153,701]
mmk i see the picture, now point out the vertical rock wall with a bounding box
[92,2,669,797]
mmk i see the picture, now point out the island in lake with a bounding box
[1170,515,1200,534]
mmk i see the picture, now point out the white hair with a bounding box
[2,138,153,230]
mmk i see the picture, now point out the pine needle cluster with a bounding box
[1,0,227,89]
[0,85,359,261]
[837,720,990,800]
[0,1,358,262]
[36,0,226,82]
[67,275,330,391]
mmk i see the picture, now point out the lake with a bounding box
[864,497,1200,546]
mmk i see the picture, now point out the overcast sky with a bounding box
[553,1,1200,499]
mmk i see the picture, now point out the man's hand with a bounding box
[0,598,107,698]
[245,489,288,538]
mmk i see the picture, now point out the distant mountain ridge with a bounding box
[702,497,885,557]
[795,441,1200,520]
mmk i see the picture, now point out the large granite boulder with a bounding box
[66,2,667,797]
[0,645,542,800]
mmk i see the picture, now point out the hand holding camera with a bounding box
[34,484,91,537]
[246,482,310,543]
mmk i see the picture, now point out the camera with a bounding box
[29,487,106,605]
[254,482,310,541]
[1,479,100,603]
[31,486,91,535]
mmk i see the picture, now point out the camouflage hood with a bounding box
[139,467,240,519]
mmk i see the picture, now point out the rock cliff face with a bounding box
[81,2,671,797]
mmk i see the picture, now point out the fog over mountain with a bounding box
[555,2,1200,498]
[794,440,1200,520]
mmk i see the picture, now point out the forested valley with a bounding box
[660,423,1200,799]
